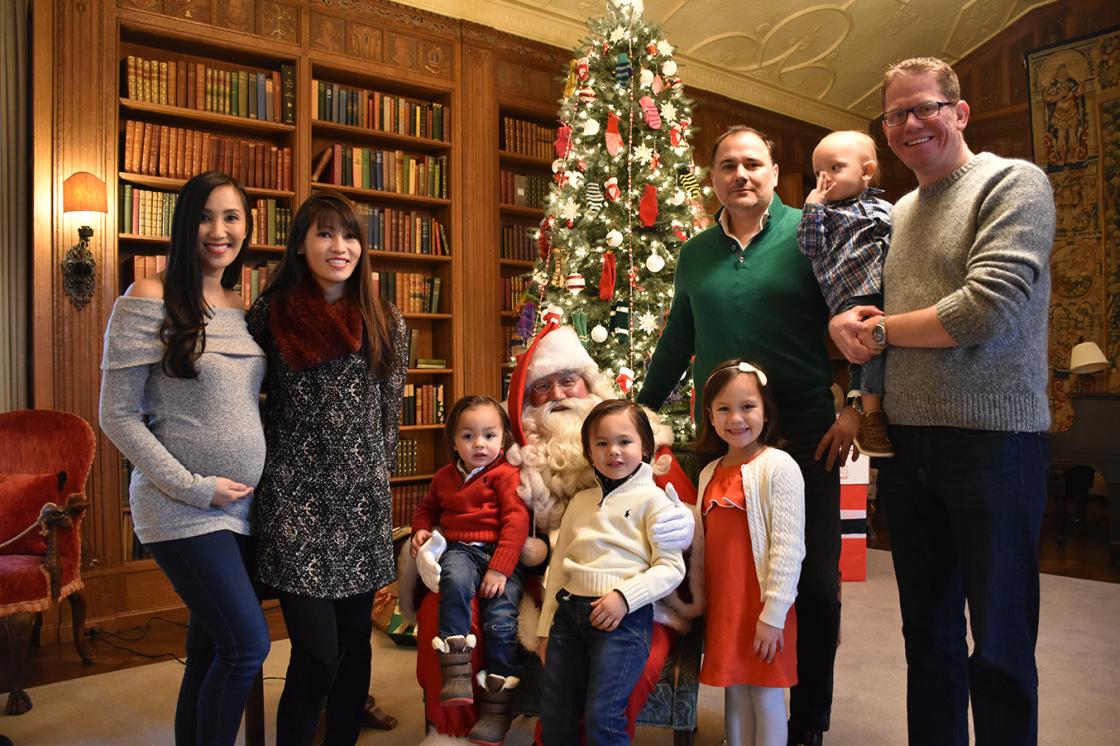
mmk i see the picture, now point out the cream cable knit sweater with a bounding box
[697,447,805,629]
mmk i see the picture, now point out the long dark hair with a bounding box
[695,359,782,467]
[160,171,252,378]
[261,191,394,377]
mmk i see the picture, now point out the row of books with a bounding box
[499,170,550,209]
[311,80,447,141]
[123,120,293,191]
[355,204,450,255]
[123,55,295,124]
[372,271,442,314]
[393,438,421,476]
[119,185,177,237]
[500,223,537,261]
[501,115,556,159]
[401,383,445,426]
[236,260,280,310]
[250,200,292,247]
[312,144,448,198]
[501,275,532,311]
[392,483,428,528]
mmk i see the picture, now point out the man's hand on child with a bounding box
[537,636,548,665]
[804,171,834,205]
[409,528,432,558]
[480,569,507,598]
[651,493,695,550]
[754,620,784,663]
[589,590,628,631]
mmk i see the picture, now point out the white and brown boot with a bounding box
[431,634,476,706]
[467,671,519,745]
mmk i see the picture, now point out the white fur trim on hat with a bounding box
[523,326,597,389]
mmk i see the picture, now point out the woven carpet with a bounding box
[4,550,1118,745]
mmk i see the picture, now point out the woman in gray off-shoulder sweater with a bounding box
[99,172,270,746]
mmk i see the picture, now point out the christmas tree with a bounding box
[521,0,711,440]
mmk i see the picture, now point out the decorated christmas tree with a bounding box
[520,0,711,440]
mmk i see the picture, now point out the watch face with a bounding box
[872,322,886,346]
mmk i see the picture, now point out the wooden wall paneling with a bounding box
[458,41,499,400]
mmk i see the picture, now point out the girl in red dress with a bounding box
[695,360,806,746]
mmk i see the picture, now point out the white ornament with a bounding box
[657,40,674,56]
[591,324,609,343]
[559,200,580,222]
[552,159,564,173]
[583,118,600,136]
[660,101,678,123]
[632,143,654,164]
[638,311,659,333]
[645,253,665,273]
[565,170,584,189]
[661,60,678,76]
[639,68,654,87]
[668,190,686,206]
[609,27,627,43]
[606,229,624,247]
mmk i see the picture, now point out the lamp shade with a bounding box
[63,171,107,214]
[1070,341,1109,375]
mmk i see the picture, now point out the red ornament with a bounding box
[599,251,617,301]
[616,366,635,394]
[605,112,624,156]
[646,42,658,55]
[639,184,659,227]
[554,124,572,158]
[576,57,589,80]
[604,177,621,202]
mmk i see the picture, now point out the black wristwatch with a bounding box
[871,317,888,349]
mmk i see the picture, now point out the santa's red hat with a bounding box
[507,314,598,445]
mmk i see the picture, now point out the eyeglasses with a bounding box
[529,374,582,398]
[882,100,957,127]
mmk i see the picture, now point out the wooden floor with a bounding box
[4,490,1117,699]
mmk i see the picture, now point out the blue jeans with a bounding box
[539,592,653,746]
[438,541,524,676]
[878,426,1047,746]
[785,434,842,734]
[841,293,885,396]
[146,530,270,746]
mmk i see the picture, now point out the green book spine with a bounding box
[362,148,371,191]
[429,276,441,313]
[238,71,249,117]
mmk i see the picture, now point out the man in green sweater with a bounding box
[830,58,1054,746]
[638,126,859,746]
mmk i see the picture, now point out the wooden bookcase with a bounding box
[494,97,559,398]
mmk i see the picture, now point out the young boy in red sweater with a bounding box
[409,394,529,745]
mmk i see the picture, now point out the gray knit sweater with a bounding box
[99,297,267,543]
[882,152,1054,432]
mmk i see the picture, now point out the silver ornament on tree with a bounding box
[646,252,665,272]
[591,324,609,343]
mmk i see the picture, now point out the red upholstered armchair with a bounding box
[0,410,96,715]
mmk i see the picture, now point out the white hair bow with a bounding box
[706,361,768,387]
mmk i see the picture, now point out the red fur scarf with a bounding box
[270,277,363,371]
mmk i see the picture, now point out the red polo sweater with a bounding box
[410,456,529,577]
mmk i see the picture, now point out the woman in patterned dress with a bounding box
[247,192,408,746]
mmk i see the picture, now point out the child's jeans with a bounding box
[842,292,885,397]
[539,591,653,746]
[438,540,524,677]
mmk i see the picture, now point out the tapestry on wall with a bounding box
[1027,27,1120,430]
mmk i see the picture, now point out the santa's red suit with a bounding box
[402,323,703,741]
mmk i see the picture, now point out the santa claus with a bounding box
[403,317,703,744]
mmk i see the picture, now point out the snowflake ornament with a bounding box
[632,143,654,164]
[660,101,678,123]
[609,27,628,43]
[638,312,659,334]
[656,40,674,56]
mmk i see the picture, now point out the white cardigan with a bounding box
[697,447,805,629]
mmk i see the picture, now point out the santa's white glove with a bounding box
[416,530,447,593]
[650,483,695,551]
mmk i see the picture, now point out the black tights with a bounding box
[275,589,376,746]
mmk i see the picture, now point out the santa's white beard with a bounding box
[516,393,602,531]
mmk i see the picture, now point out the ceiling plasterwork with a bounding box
[395,0,1059,129]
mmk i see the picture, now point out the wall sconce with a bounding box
[61,171,107,310]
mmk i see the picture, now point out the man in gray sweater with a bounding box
[830,57,1054,746]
